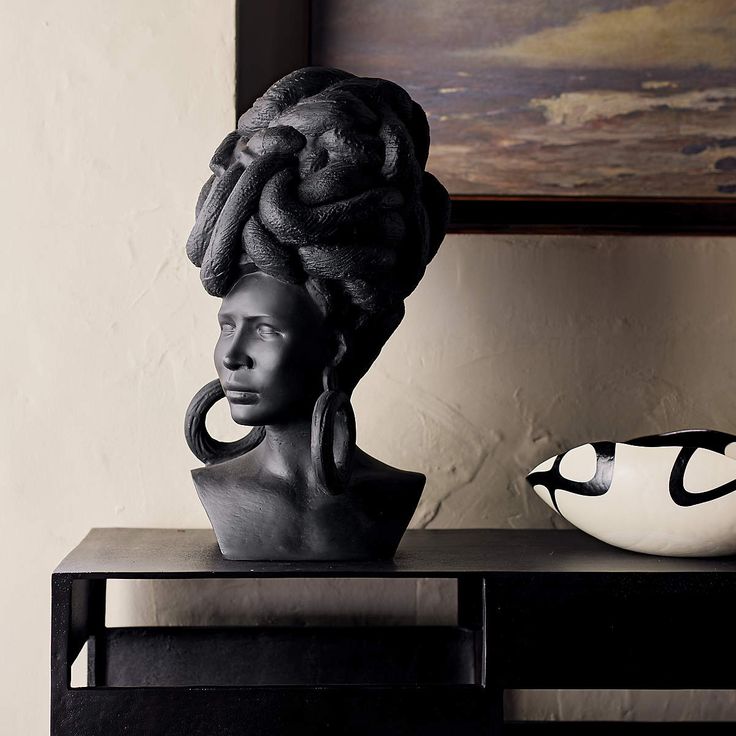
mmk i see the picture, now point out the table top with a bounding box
[54,528,736,578]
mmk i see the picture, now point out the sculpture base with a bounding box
[191,450,425,561]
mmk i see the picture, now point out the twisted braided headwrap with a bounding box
[187,67,450,389]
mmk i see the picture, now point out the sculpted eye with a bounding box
[256,324,281,340]
[218,321,235,333]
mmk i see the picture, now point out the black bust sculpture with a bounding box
[184,67,450,560]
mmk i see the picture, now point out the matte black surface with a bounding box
[102,626,476,686]
[56,527,736,577]
[235,0,310,119]
[447,195,736,235]
[186,64,451,560]
[486,573,736,688]
[506,725,736,735]
[52,529,736,735]
[55,686,493,736]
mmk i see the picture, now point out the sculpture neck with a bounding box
[259,419,315,485]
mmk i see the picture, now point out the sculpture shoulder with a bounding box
[191,449,263,487]
[349,448,425,496]
[191,448,425,560]
[191,452,296,515]
[193,448,424,499]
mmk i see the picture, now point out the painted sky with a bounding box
[312,0,736,196]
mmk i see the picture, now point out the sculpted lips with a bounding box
[225,386,259,404]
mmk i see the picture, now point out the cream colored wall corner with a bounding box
[2,1,736,732]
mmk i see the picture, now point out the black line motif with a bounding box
[669,445,736,507]
[526,442,616,512]
[627,429,735,455]
[528,431,736,514]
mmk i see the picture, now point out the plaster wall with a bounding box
[2,1,736,732]
[0,1,236,733]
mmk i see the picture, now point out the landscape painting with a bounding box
[311,0,736,197]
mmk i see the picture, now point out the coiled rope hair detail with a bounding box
[186,66,450,390]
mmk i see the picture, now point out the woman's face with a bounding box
[215,272,332,426]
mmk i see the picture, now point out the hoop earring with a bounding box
[185,379,265,465]
[311,367,356,495]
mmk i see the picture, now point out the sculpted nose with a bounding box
[222,350,254,371]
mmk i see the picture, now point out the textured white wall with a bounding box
[384,234,736,532]
[0,1,236,733]
[2,1,736,732]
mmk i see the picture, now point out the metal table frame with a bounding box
[51,528,736,735]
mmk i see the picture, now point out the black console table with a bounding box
[51,528,736,735]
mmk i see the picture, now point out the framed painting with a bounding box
[235,0,736,234]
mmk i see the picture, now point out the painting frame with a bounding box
[235,0,736,235]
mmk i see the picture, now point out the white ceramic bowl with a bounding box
[526,429,736,557]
